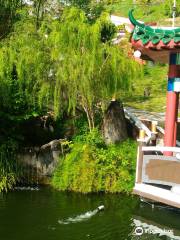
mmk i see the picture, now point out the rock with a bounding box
[18,139,65,184]
[102,100,128,144]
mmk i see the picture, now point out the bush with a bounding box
[52,129,137,193]
[0,140,19,192]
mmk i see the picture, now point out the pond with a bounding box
[0,187,180,240]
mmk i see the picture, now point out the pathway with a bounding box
[125,107,166,123]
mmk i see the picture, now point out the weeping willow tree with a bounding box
[47,8,140,130]
[0,6,140,132]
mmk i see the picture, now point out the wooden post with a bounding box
[136,130,146,183]
[151,121,157,133]
[139,129,145,139]
[151,121,158,146]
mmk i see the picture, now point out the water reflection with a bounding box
[132,201,180,240]
[14,186,39,191]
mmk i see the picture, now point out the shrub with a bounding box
[0,140,19,192]
[52,129,137,193]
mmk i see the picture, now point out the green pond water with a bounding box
[0,187,180,240]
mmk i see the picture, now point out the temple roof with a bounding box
[129,10,180,63]
[129,10,180,45]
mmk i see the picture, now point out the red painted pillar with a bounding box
[164,92,177,154]
[164,53,180,156]
[173,93,179,146]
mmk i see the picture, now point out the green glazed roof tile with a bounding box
[174,33,180,43]
[151,35,161,44]
[142,34,151,44]
[129,9,180,45]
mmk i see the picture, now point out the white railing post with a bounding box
[136,130,146,183]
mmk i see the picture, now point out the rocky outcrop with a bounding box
[18,139,66,184]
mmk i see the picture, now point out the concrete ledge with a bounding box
[134,183,180,209]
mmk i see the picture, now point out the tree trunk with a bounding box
[102,100,127,144]
[82,104,95,132]
[80,96,95,132]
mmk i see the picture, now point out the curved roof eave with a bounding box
[129,9,180,34]
[129,9,180,49]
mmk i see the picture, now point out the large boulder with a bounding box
[18,139,65,184]
[103,100,128,144]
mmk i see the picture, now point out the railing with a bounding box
[125,107,180,187]
[124,108,158,144]
[136,143,180,186]
[142,146,180,154]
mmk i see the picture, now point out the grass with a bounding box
[122,64,168,112]
[124,94,166,112]
[104,0,180,26]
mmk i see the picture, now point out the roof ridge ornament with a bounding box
[128,9,144,28]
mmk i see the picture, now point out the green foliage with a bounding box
[0,16,52,121]
[0,6,140,129]
[0,140,19,192]
[48,7,140,129]
[0,3,139,191]
[61,0,105,21]
[100,15,116,42]
[52,129,137,193]
[0,0,23,38]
